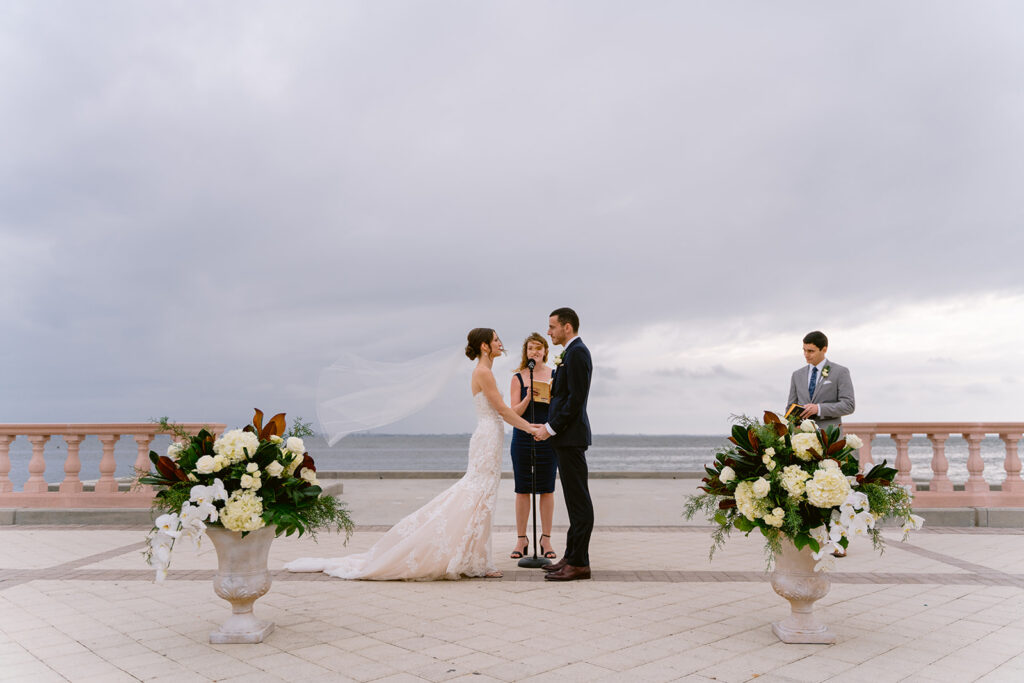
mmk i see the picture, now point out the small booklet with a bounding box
[532,381,551,404]
[784,403,804,420]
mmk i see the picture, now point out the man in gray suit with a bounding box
[787,331,855,431]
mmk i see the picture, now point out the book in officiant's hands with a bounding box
[532,381,551,404]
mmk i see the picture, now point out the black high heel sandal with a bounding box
[510,536,528,559]
[539,534,557,559]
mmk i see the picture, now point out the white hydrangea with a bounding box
[735,481,768,521]
[791,432,822,461]
[780,465,811,498]
[805,467,852,508]
[220,490,266,532]
[213,429,260,465]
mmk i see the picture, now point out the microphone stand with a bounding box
[519,361,551,568]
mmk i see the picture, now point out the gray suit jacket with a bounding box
[787,360,855,431]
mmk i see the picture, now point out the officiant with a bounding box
[787,330,856,432]
[508,333,558,560]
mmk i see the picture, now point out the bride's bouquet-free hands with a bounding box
[684,410,924,572]
[138,409,354,581]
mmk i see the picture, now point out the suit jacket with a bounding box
[787,360,855,431]
[547,338,592,448]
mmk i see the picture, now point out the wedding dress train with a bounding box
[285,392,503,580]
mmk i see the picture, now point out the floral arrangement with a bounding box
[139,409,354,580]
[684,411,924,572]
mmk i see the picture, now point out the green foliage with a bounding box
[287,416,316,439]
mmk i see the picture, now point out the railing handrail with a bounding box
[845,422,1024,433]
[0,423,222,437]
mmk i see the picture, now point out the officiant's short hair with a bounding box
[802,331,828,350]
[550,307,579,332]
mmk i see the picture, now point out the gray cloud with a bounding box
[2,2,1023,431]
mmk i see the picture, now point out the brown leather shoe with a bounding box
[542,558,568,573]
[544,565,591,581]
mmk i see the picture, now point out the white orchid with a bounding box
[154,513,181,538]
[902,514,925,533]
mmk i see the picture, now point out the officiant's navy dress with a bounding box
[510,373,558,493]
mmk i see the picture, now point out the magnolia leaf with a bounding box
[826,440,846,455]
[252,408,265,433]
[763,411,782,425]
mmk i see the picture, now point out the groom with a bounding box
[531,307,593,581]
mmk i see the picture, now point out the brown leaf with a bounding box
[826,440,846,455]
[252,408,264,433]
[774,423,788,437]
[260,413,287,440]
[728,437,739,446]
[156,456,187,482]
[718,499,737,510]
[748,428,760,452]
[763,411,781,424]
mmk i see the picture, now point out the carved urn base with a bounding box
[206,525,276,644]
[770,539,836,644]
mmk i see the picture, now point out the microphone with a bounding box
[526,359,536,370]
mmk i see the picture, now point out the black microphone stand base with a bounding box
[517,555,552,569]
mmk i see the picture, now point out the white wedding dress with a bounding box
[285,391,503,580]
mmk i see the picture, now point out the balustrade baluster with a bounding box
[95,434,121,493]
[963,432,989,493]
[134,435,154,493]
[855,431,875,469]
[892,433,913,487]
[0,434,14,493]
[24,435,51,493]
[60,435,85,494]
[1000,432,1023,493]
[926,433,952,492]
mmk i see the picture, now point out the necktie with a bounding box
[808,366,818,399]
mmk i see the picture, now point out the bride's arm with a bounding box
[477,368,533,431]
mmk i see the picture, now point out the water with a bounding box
[3,433,1019,488]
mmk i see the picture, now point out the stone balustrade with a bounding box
[0,423,225,508]
[844,422,1024,507]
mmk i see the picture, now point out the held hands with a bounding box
[799,403,820,418]
[529,424,550,441]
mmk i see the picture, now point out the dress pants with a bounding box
[554,445,594,567]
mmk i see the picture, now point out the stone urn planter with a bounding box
[206,525,277,644]
[769,539,836,644]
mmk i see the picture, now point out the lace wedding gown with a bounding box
[285,392,503,580]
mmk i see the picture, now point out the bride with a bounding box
[285,328,535,580]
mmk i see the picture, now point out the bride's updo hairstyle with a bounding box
[465,328,496,360]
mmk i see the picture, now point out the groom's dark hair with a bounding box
[803,330,828,350]
[550,307,579,333]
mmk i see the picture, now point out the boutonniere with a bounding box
[553,350,565,367]
[822,365,831,379]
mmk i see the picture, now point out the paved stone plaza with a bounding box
[2,478,1023,682]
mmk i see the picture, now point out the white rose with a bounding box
[195,455,216,475]
[240,474,261,490]
[213,455,229,472]
[764,447,775,457]
[752,477,770,499]
[167,442,185,460]
[270,435,283,444]
[719,466,736,483]
[300,469,319,486]
[800,420,816,433]
[246,462,258,473]
[265,461,284,478]
[286,437,305,454]
[846,434,864,450]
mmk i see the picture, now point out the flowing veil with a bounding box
[315,348,464,446]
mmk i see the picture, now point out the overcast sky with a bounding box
[2,2,1023,435]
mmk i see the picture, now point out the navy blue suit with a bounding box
[548,338,593,567]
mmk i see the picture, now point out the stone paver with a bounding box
[2,478,1024,682]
